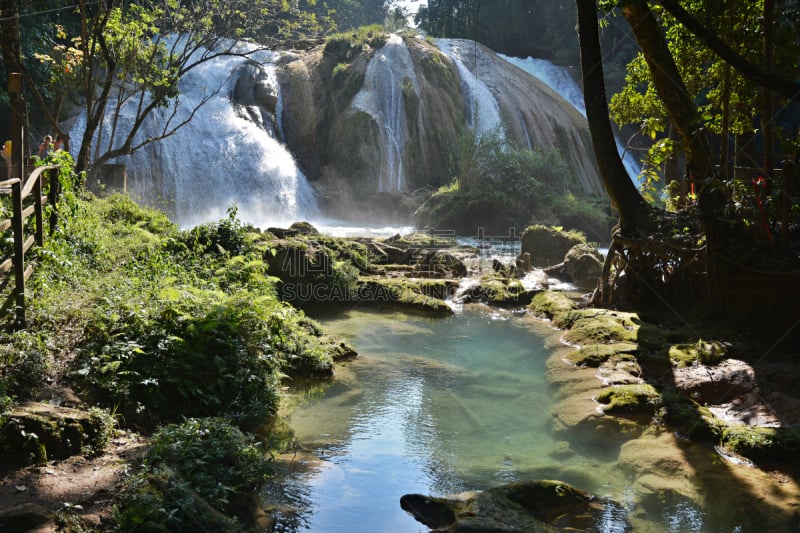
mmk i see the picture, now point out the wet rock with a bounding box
[400,480,604,532]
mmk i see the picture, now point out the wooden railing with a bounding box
[0,165,61,328]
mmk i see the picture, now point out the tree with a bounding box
[578,0,800,323]
[3,0,348,174]
[576,0,651,233]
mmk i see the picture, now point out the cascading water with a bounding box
[351,34,419,192]
[436,39,504,137]
[500,54,643,182]
[70,39,318,229]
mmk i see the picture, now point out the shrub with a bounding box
[113,418,272,532]
[0,331,52,399]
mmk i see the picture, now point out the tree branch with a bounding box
[656,0,800,103]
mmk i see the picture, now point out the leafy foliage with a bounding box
[113,418,272,532]
[14,175,334,432]
[415,130,612,237]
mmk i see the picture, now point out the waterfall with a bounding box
[500,54,643,183]
[436,39,504,137]
[70,39,318,229]
[352,34,419,192]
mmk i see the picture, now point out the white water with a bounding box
[436,39,504,137]
[500,54,643,183]
[70,39,318,229]
[352,34,419,193]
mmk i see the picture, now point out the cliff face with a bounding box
[276,34,603,217]
[278,35,465,218]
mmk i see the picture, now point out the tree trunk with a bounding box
[576,0,651,233]
[620,0,724,242]
[620,0,713,184]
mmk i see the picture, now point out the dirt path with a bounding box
[0,430,145,531]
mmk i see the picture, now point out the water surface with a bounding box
[272,307,630,531]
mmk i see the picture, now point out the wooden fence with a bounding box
[0,164,61,328]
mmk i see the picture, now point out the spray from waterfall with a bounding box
[70,39,319,229]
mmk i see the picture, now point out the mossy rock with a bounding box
[660,394,720,442]
[384,231,458,248]
[596,384,661,415]
[357,278,453,315]
[289,221,319,235]
[0,402,114,464]
[562,309,640,345]
[463,276,539,307]
[529,291,579,324]
[566,342,639,367]
[563,243,603,290]
[521,225,586,267]
[400,479,600,532]
[719,425,800,463]
[668,340,730,367]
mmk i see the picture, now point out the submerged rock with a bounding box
[400,480,612,532]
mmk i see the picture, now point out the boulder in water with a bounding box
[521,225,585,267]
[400,480,607,532]
[563,243,603,290]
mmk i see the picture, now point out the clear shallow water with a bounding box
[268,307,782,533]
[272,307,631,532]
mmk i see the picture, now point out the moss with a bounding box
[357,278,453,315]
[529,291,578,324]
[0,403,114,464]
[668,340,730,367]
[595,384,661,414]
[565,342,639,367]
[478,276,536,306]
[383,232,458,248]
[562,309,640,345]
[719,425,800,462]
[659,393,719,441]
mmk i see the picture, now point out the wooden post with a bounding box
[48,167,59,234]
[34,170,43,246]
[9,72,26,328]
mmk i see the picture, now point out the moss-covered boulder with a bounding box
[521,225,586,267]
[668,340,730,367]
[400,480,608,532]
[563,243,603,290]
[357,277,454,314]
[562,309,640,346]
[0,402,113,464]
[595,384,661,415]
[461,275,540,306]
[529,291,579,327]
